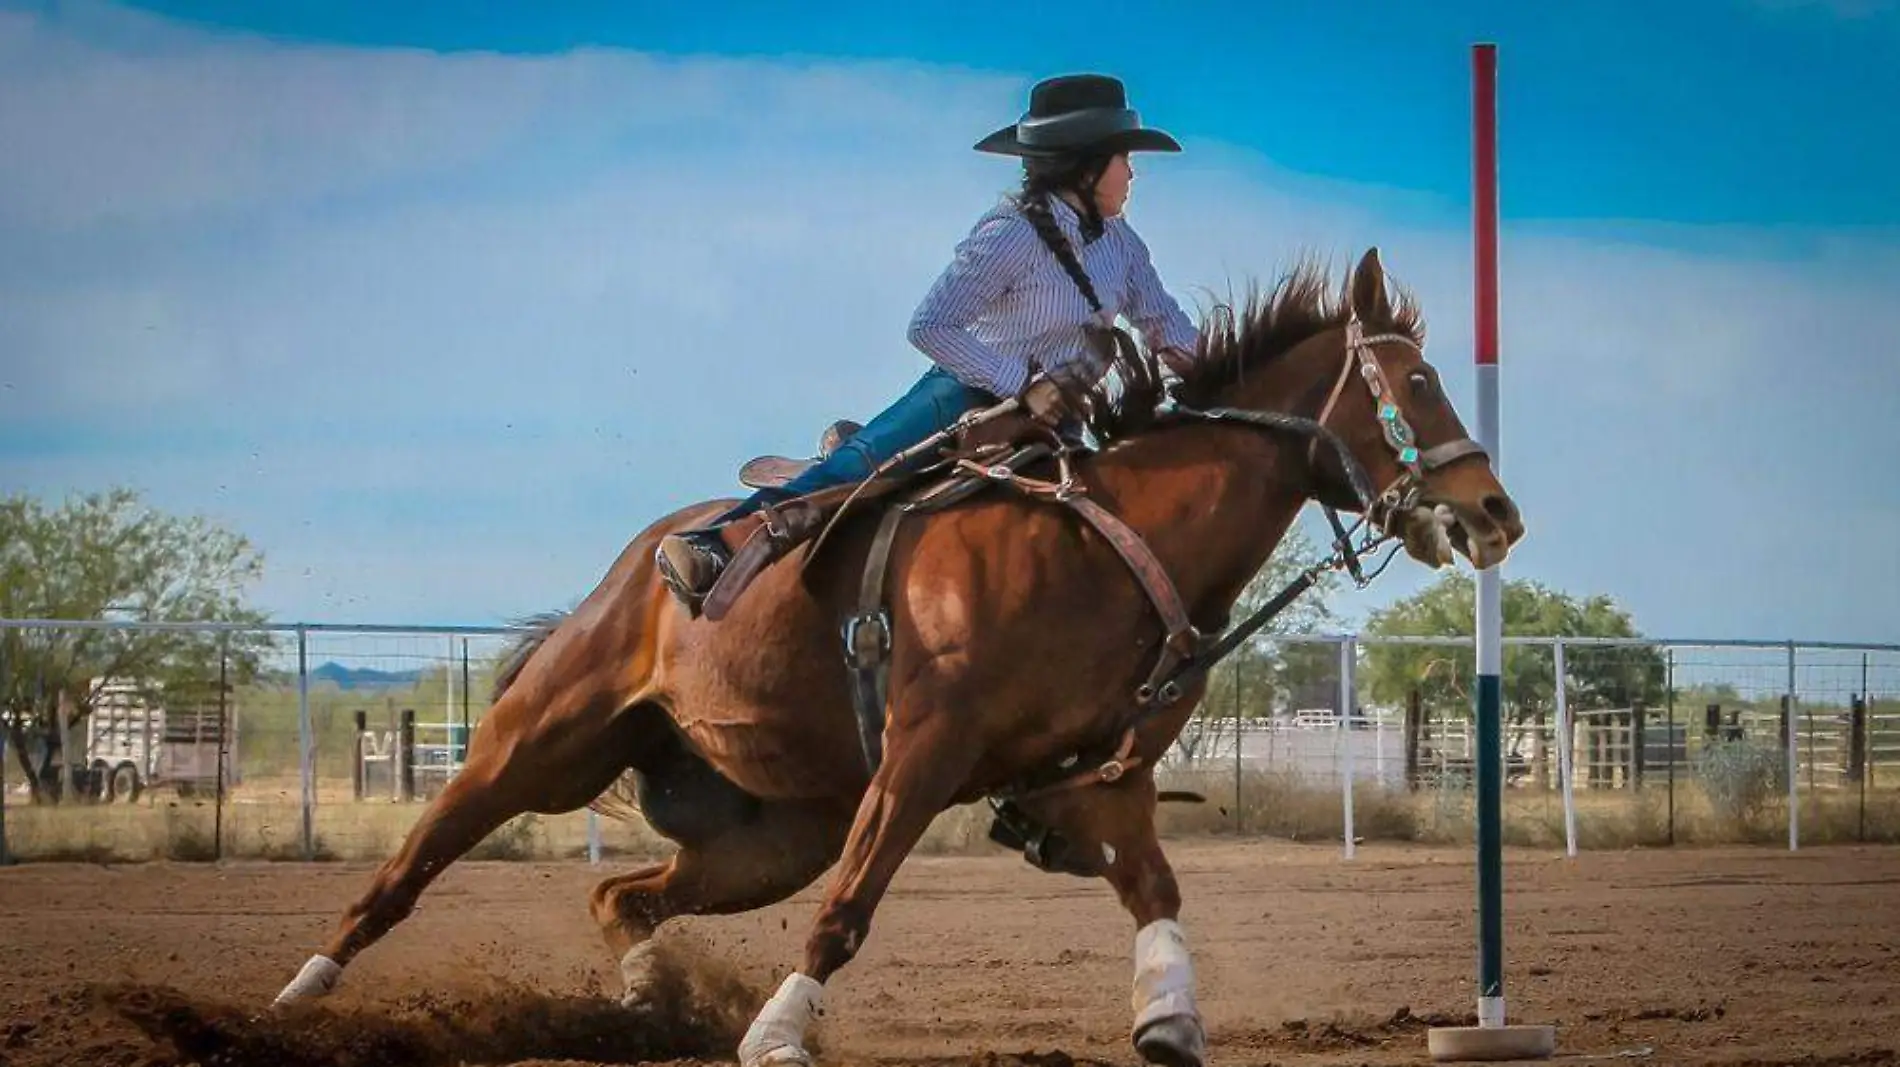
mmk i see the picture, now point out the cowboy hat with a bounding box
[974,73,1182,158]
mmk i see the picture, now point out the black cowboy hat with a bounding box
[974,73,1181,158]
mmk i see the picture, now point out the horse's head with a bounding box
[1306,247,1524,570]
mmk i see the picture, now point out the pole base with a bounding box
[1428,1023,1556,1062]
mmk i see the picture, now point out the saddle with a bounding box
[699,408,1064,621]
[697,408,1213,877]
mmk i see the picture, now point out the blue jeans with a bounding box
[708,366,996,526]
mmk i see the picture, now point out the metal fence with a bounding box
[1154,635,1900,854]
[2,618,1895,863]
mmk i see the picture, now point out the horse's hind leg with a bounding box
[590,798,850,1006]
[272,686,634,1006]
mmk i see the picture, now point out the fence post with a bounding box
[1851,693,1867,842]
[1785,641,1799,852]
[1232,657,1243,832]
[298,624,315,861]
[1405,687,1422,792]
[1630,702,1646,789]
[1665,648,1676,847]
[215,638,229,863]
[399,708,417,803]
[0,635,9,866]
[1338,635,1357,860]
[351,709,368,801]
[1554,638,1577,858]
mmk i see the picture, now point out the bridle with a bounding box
[1147,311,1490,703]
[1307,313,1491,580]
[979,311,1499,818]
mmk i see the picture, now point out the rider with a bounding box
[655,73,1204,608]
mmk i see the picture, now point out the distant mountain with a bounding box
[310,662,425,690]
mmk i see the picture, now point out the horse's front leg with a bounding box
[737,708,975,1067]
[1033,770,1205,1067]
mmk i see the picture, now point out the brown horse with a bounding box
[270,248,1523,1067]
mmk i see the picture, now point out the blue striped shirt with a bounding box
[906,195,1201,400]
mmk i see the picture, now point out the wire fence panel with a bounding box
[1152,635,1900,853]
[0,620,668,864]
[3,619,1896,863]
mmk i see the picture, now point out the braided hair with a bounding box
[999,152,1166,440]
[1012,153,1111,315]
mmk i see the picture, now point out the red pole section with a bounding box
[1472,43,1499,368]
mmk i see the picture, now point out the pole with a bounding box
[1555,640,1577,858]
[298,624,315,861]
[215,639,228,863]
[1786,641,1799,852]
[1429,42,1555,1063]
[1861,652,1870,841]
[460,638,471,769]
[1233,657,1243,832]
[1472,36,1506,1031]
[0,636,10,867]
[1666,648,1676,847]
[1340,636,1357,861]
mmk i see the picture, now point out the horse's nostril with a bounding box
[1482,493,1518,527]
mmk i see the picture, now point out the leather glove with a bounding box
[1020,377,1071,427]
[1158,346,1197,378]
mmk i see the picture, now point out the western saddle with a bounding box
[692,407,1214,878]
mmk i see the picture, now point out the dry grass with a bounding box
[6,771,1898,864]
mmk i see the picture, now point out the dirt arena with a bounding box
[2,839,1895,1067]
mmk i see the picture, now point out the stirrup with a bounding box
[655,531,728,613]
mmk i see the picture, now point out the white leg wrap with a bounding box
[738,972,823,1067]
[1131,919,1198,1032]
[619,941,662,1006]
[272,954,342,1006]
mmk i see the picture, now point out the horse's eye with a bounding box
[1408,371,1434,396]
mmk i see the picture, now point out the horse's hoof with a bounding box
[1135,1014,1206,1067]
[739,973,823,1067]
[740,1042,814,1067]
[272,955,342,1007]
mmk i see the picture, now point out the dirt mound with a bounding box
[0,939,767,1067]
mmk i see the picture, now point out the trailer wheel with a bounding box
[108,763,142,804]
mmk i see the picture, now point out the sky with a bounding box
[2,0,1897,645]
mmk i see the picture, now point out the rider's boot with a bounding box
[655,524,739,608]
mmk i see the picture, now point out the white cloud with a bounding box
[3,2,1896,644]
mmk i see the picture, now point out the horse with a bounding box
[269,247,1524,1067]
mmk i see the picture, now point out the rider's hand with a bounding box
[1158,346,1197,378]
[1021,378,1069,427]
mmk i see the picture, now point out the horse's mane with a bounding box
[1068,254,1425,443]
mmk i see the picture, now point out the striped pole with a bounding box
[1471,39,1506,1032]
[1429,41,1555,1063]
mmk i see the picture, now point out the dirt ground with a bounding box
[2,839,1896,1067]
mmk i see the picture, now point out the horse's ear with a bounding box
[1350,246,1393,324]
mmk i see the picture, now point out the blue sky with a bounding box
[2,0,1896,644]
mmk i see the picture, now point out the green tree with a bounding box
[1174,523,1344,762]
[1360,572,1666,729]
[0,488,274,803]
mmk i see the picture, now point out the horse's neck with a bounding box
[1090,357,1327,623]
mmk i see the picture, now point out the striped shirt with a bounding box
[906,195,1201,400]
